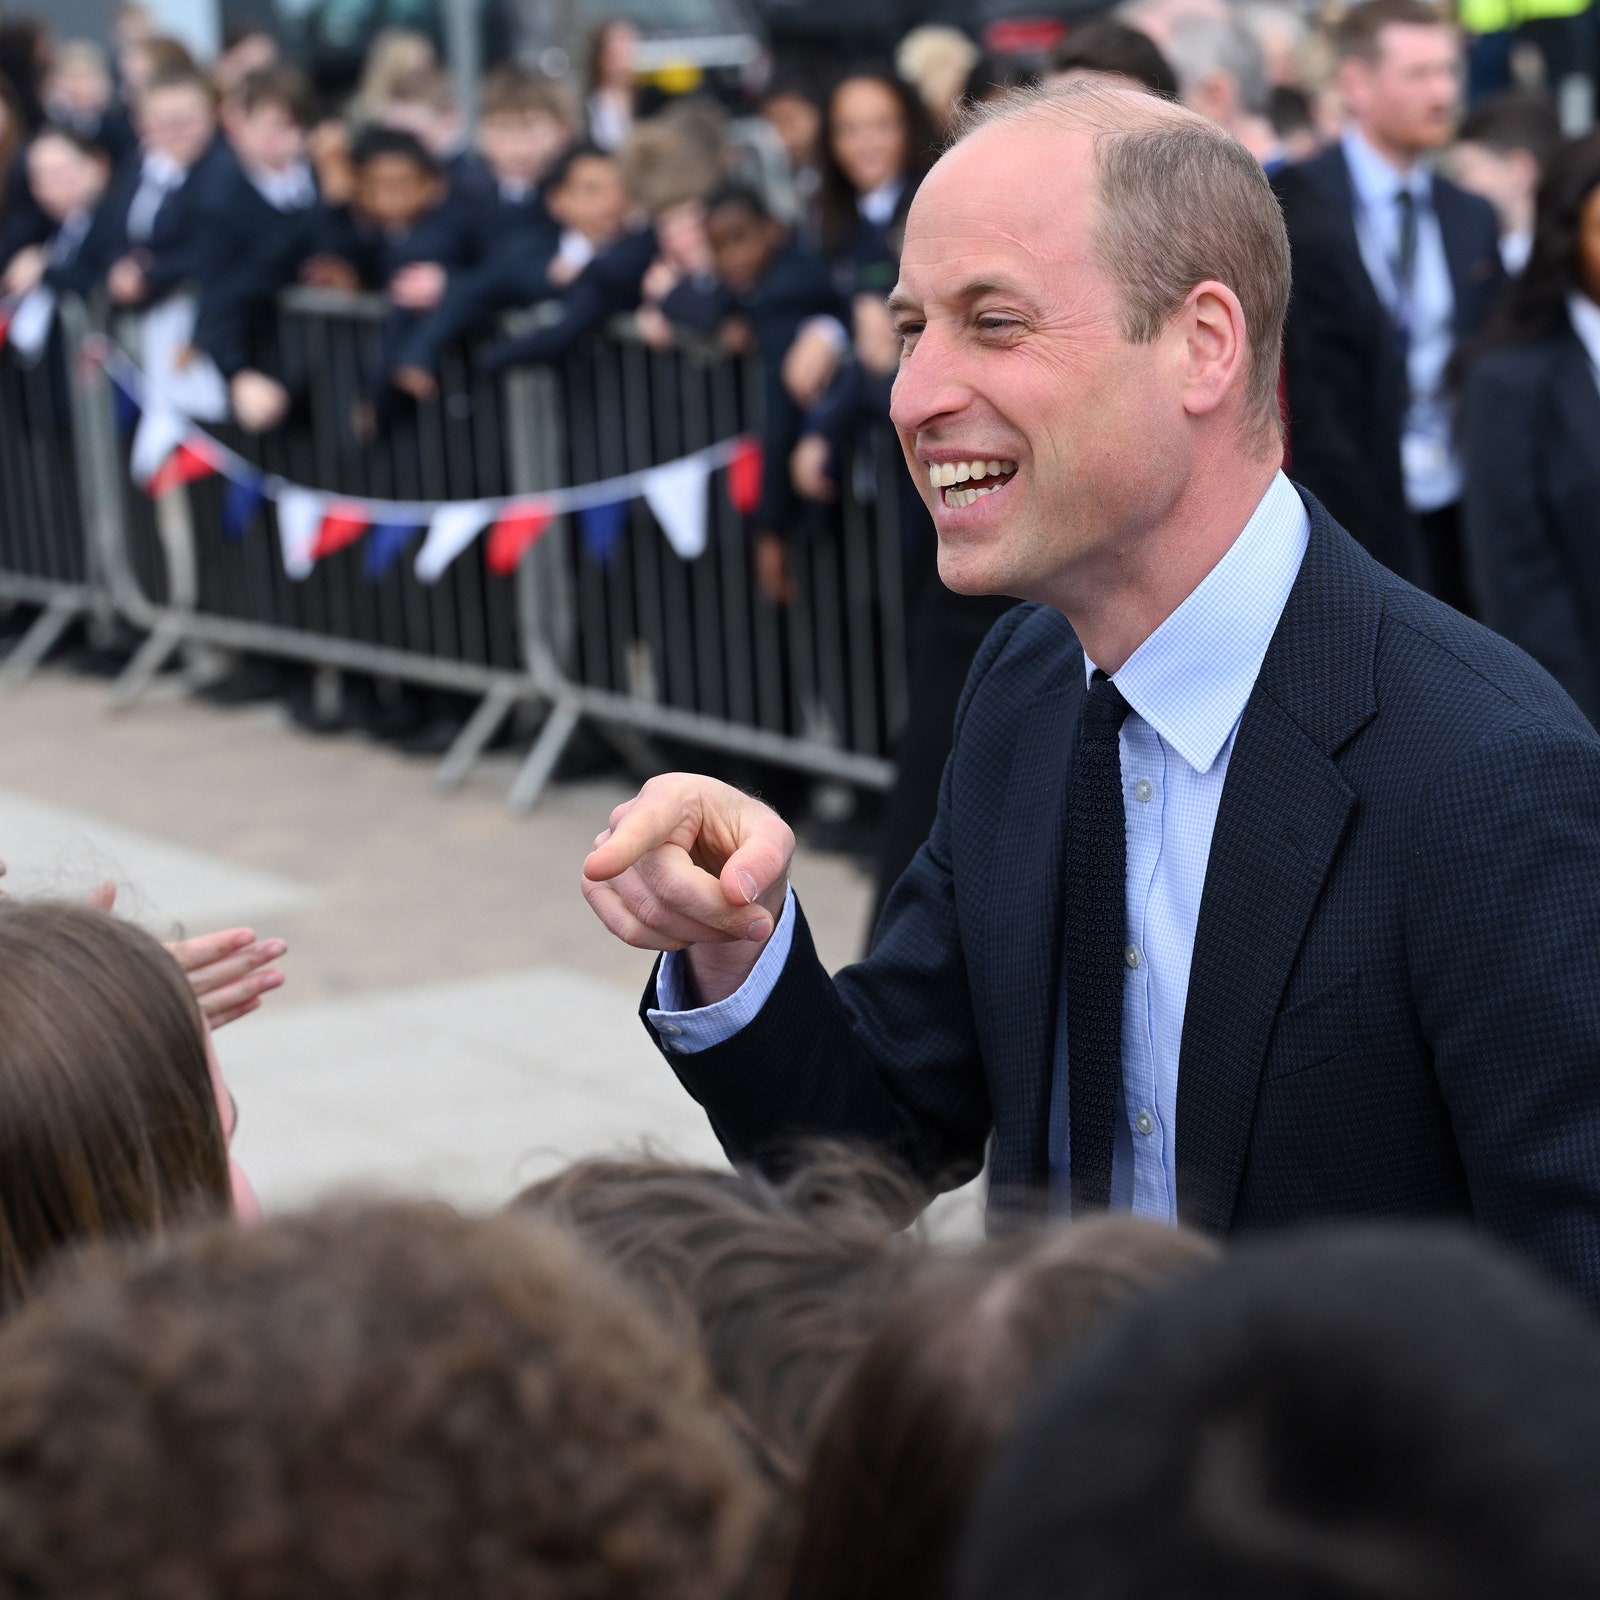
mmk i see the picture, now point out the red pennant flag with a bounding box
[312,505,371,560]
[727,439,763,516]
[486,502,554,575]
[147,439,220,497]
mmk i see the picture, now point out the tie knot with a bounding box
[1082,670,1132,736]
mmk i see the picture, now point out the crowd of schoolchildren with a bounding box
[0,884,1598,1598]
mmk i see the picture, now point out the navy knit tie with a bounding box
[1066,669,1132,1213]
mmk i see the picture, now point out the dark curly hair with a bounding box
[0,1200,768,1600]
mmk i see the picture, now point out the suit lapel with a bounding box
[982,666,1084,1195]
[1310,147,1386,325]
[1175,495,1379,1233]
[1433,179,1497,339]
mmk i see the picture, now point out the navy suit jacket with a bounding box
[1463,322,1600,728]
[1274,146,1503,588]
[648,491,1600,1308]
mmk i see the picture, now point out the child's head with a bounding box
[377,65,460,159]
[760,81,822,172]
[26,125,112,221]
[225,65,314,174]
[476,66,573,188]
[350,125,443,231]
[43,40,113,119]
[544,142,628,244]
[705,184,784,294]
[138,64,215,169]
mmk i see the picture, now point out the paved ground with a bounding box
[0,667,883,1212]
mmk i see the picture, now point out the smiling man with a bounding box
[581,81,1600,1307]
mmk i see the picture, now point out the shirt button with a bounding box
[1124,945,1141,970]
[1135,778,1154,803]
[657,1023,684,1036]
[1135,1110,1155,1136]
[664,1040,689,1055]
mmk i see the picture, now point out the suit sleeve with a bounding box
[1461,359,1598,721]
[1406,720,1600,1307]
[638,604,1037,1188]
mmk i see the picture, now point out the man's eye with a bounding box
[895,323,923,346]
[977,316,1018,333]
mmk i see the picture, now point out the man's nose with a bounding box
[889,328,969,436]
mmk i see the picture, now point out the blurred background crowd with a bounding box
[3,0,1600,910]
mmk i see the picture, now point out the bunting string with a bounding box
[90,338,761,584]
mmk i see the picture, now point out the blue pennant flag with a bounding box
[111,380,140,439]
[222,476,267,541]
[363,521,418,581]
[578,499,628,565]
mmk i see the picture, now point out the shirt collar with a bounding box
[858,177,904,228]
[1567,291,1600,383]
[1341,125,1429,206]
[1086,471,1310,775]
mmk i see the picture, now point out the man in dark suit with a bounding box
[581,80,1600,1309]
[1275,0,1502,607]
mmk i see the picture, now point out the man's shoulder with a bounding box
[1374,579,1596,745]
[966,601,1080,696]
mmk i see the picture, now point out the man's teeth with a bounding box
[944,483,1006,508]
[928,459,1016,490]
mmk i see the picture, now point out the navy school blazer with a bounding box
[646,489,1600,1308]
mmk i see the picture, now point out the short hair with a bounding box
[46,39,109,78]
[1268,82,1314,139]
[784,1216,1218,1600]
[1051,20,1180,100]
[953,79,1291,448]
[349,123,440,175]
[387,63,456,113]
[958,1228,1600,1600]
[0,900,228,1310]
[0,1201,767,1600]
[616,121,719,212]
[31,121,112,162]
[705,180,772,223]
[141,60,214,104]
[1165,14,1271,117]
[1335,0,1450,63]
[234,62,315,127]
[544,137,615,194]
[513,1144,929,1487]
[480,62,573,122]
[1458,88,1562,167]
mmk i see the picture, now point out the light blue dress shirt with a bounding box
[651,474,1310,1224]
[1341,126,1461,514]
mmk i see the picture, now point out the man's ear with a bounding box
[1177,280,1249,422]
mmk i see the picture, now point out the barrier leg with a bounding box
[111,618,185,709]
[436,683,521,791]
[507,698,581,814]
[2,594,83,685]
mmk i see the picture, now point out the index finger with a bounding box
[584,781,707,883]
[167,927,256,972]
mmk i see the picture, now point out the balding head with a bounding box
[949,80,1289,443]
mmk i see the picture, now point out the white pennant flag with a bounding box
[276,485,326,580]
[7,287,56,365]
[642,455,711,560]
[129,403,187,487]
[415,500,493,583]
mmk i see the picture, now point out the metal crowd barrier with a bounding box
[503,319,910,807]
[0,295,113,681]
[37,290,914,809]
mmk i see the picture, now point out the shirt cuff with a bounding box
[648,885,797,1054]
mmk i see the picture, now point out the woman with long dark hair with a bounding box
[816,67,938,297]
[1462,132,1600,724]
